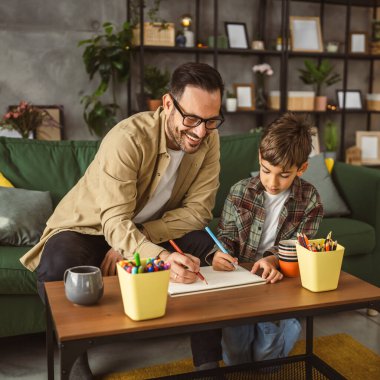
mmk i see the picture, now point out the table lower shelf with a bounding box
[158,354,346,380]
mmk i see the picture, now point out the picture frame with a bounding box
[310,127,320,157]
[289,16,323,52]
[349,32,368,54]
[336,90,363,109]
[356,131,380,165]
[225,22,249,49]
[233,83,255,110]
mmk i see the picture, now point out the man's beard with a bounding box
[167,111,203,154]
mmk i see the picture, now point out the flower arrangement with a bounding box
[252,63,274,76]
[252,63,273,109]
[0,101,48,138]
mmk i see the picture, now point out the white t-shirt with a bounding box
[133,149,185,223]
[257,189,290,255]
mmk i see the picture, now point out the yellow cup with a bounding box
[117,260,170,321]
[296,239,344,292]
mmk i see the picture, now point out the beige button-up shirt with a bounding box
[20,108,220,271]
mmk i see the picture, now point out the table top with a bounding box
[45,271,380,342]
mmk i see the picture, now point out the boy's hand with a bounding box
[212,251,238,271]
[160,251,200,284]
[251,257,283,283]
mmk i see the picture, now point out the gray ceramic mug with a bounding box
[63,266,104,306]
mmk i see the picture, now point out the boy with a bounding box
[209,112,323,365]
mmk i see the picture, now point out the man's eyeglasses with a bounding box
[170,94,224,130]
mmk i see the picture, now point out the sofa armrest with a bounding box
[332,162,380,229]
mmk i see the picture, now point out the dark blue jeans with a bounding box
[36,229,222,366]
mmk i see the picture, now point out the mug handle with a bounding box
[63,269,70,284]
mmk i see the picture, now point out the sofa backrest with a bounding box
[0,137,100,207]
[0,132,261,212]
[215,132,261,217]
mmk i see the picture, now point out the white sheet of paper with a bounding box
[361,136,378,159]
[168,265,266,297]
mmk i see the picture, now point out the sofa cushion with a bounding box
[213,132,261,217]
[0,246,37,294]
[302,154,350,217]
[0,138,100,207]
[0,187,53,246]
[318,218,375,256]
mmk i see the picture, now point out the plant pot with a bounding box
[226,98,237,112]
[315,96,327,111]
[324,151,337,160]
[147,99,162,111]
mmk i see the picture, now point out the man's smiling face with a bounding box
[163,86,222,154]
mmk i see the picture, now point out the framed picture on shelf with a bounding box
[225,22,249,49]
[356,131,380,165]
[233,83,255,110]
[349,32,368,54]
[289,16,323,52]
[336,90,363,109]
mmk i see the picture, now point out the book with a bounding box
[168,265,266,297]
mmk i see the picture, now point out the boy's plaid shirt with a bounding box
[217,175,323,263]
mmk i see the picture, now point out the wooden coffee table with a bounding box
[45,271,380,379]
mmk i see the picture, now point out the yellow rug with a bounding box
[102,333,380,380]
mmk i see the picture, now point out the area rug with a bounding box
[102,333,380,380]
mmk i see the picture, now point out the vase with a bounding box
[255,74,267,110]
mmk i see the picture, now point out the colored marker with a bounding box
[169,240,208,285]
[204,226,238,269]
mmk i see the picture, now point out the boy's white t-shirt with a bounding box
[133,148,185,224]
[257,188,291,255]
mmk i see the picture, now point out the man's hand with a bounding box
[160,251,200,283]
[100,248,123,276]
[212,251,238,271]
[251,256,283,283]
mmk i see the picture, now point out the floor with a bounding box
[0,309,379,379]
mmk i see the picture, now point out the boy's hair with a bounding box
[259,112,315,170]
[169,62,224,100]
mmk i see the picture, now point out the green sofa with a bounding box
[0,133,379,337]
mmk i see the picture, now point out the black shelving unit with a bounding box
[127,0,379,157]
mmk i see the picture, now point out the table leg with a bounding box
[46,294,54,380]
[305,316,314,380]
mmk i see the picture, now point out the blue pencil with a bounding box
[205,226,237,268]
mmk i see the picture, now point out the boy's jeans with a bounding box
[222,318,301,365]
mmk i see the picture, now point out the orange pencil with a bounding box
[169,239,208,285]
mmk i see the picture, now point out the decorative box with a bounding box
[366,93,380,111]
[133,22,175,47]
[269,91,315,111]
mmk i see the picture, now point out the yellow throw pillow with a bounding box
[324,158,334,174]
[0,172,14,187]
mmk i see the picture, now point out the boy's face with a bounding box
[259,155,308,195]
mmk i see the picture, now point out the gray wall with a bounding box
[0,0,374,150]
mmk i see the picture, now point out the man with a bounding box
[20,62,225,378]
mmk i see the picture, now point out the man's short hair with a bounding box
[169,62,224,100]
[259,112,315,170]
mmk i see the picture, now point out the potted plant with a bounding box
[298,59,341,111]
[225,90,237,112]
[143,65,170,111]
[323,120,339,159]
[78,21,133,137]
[0,101,50,139]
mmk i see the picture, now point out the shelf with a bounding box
[133,46,282,56]
[133,46,380,60]
[291,0,377,6]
